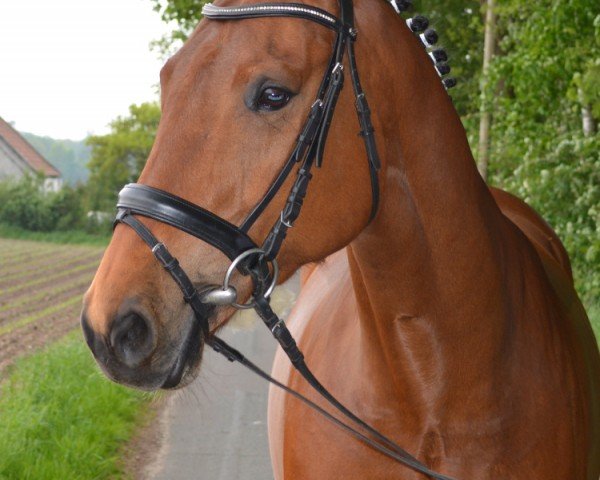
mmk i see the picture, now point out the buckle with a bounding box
[332,62,344,75]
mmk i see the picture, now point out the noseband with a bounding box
[114,2,454,479]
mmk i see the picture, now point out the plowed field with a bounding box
[0,238,104,375]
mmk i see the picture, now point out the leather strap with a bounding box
[338,0,355,29]
[116,211,212,336]
[116,206,455,479]
[314,63,345,167]
[240,99,325,232]
[203,1,381,231]
[202,3,341,30]
[227,296,457,480]
[208,335,455,479]
[117,183,258,261]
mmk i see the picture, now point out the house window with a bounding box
[43,177,63,192]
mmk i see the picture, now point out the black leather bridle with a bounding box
[115,2,455,479]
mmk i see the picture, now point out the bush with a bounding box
[0,176,53,231]
[492,135,600,301]
[0,175,93,233]
[49,184,86,231]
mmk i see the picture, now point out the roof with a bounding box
[0,116,61,177]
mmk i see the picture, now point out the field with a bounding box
[0,237,150,479]
[0,237,104,374]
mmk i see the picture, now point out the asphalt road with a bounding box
[151,323,277,480]
[149,302,298,480]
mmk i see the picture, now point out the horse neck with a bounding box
[346,7,513,406]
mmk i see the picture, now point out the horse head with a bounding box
[82,0,386,390]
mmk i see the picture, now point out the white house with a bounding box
[0,116,62,191]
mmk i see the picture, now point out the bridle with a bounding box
[114,2,455,479]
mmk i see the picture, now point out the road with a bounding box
[149,282,298,480]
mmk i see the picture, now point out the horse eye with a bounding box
[257,87,291,111]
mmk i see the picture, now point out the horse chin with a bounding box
[161,356,202,390]
[160,311,209,390]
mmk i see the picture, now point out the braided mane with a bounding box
[385,0,457,91]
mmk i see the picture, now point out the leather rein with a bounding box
[115,2,455,479]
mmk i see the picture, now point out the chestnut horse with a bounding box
[81,0,600,478]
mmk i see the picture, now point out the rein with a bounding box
[115,2,455,479]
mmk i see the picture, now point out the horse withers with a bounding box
[81,0,600,478]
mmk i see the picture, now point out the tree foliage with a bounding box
[148,0,209,56]
[416,0,599,299]
[86,102,161,211]
[22,133,90,185]
[482,0,600,298]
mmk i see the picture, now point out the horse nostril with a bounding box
[109,312,154,368]
[81,310,110,364]
[81,312,96,350]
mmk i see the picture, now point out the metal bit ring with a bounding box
[223,248,279,309]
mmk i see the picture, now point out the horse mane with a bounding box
[384,0,457,91]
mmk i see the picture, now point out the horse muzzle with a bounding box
[81,302,210,391]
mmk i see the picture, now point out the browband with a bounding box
[202,3,342,30]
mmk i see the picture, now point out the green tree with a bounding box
[0,175,54,231]
[86,102,161,211]
[22,133,91,184]
[149,0,209,56]
[485,0,600,298]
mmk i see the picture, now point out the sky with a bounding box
[0,0,174,140]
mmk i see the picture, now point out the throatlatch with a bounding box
[114,2,456,479]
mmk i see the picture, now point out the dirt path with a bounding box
[125,323,277,480]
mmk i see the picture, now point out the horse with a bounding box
[81,0,600,478]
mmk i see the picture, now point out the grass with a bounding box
[0,332,152,480]
[0,223,110,247]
